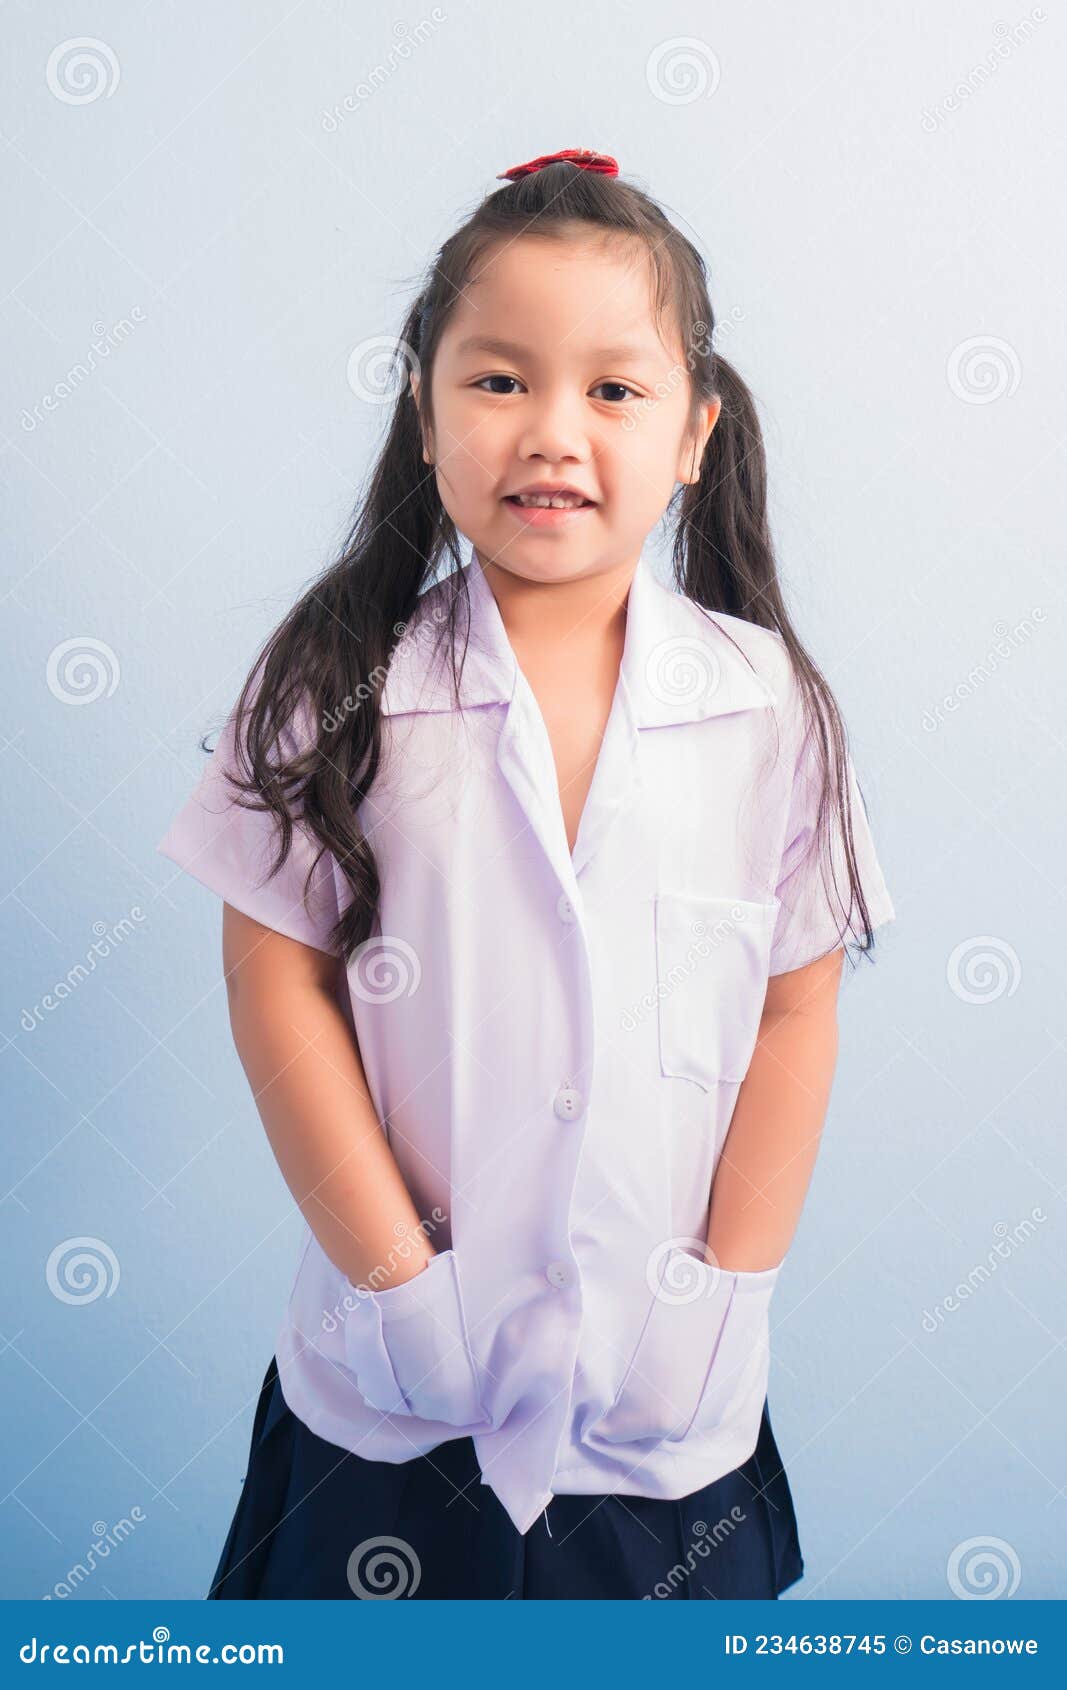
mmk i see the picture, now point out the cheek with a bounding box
[446,442,500,493]
[607,424,684,493]
[431,434,504,518]
[437,406,509,481]
[623,411,695,487]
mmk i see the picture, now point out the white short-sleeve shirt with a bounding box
[157,546,895,1536]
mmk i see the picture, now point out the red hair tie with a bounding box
[497,148,619,181]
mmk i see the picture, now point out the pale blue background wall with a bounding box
[3,0,1064,1600]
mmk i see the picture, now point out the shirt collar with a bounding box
[380,547,777,726]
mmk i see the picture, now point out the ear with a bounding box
[409,371,434,465]
[677,398,721,485]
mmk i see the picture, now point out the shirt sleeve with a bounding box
[155,686,343,955]
[768,719,896,977]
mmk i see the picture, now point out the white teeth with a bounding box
[514,493,587,508]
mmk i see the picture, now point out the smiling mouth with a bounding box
[504,493,596,510]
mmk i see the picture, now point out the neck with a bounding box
[475,552,637,663]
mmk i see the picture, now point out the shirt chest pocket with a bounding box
[583,1248,781,1448]
[655,892,780,1088]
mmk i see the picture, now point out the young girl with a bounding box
[158,148,895,1601]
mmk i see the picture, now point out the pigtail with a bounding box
[674,355,778,623]
[675,353,882,969]
[219,299,468,961]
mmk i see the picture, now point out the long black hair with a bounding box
[218,159,883,967]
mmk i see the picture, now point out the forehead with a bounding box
[441,232,677,365]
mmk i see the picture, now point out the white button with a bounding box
[556,893,576,923]
[545,1261,574,1289]
[553,1085,583,1121]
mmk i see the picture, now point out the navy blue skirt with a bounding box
[207,1355,804,1600]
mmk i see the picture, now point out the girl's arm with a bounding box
[222,901,435,1293]
[704,946,843,1273]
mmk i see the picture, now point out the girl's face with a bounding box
[414,231,719,587]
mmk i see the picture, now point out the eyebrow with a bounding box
[453,333,659,364]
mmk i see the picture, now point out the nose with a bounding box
[516,386,592,467]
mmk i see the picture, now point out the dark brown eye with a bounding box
[592,382,639,403]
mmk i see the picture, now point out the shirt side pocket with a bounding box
[343,1248,491,1429]
[583,1247,781,1447]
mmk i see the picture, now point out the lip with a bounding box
[501,497,597,530]
[501,485,599,530]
